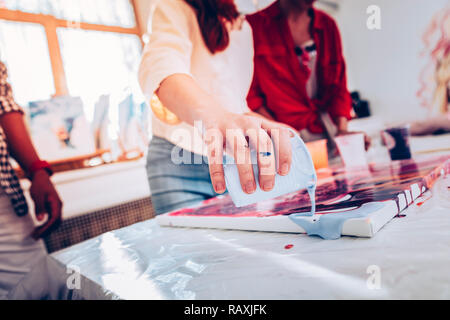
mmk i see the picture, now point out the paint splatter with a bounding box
[416,194,432,206]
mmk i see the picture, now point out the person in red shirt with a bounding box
[247,0,370,149]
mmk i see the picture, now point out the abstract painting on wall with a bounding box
[27,96,96,161]
[157,156,450,239]
[117,94,150,157]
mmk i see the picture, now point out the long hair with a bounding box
[184,0,239,54]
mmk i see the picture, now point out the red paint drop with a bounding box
[284,244,294,250]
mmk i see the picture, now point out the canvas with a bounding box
[157,156,450,239]
[118,94,150,156]
[27,96,96,161]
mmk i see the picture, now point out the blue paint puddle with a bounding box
[289,202,385,240]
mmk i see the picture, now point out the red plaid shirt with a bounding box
[247,1,352,134]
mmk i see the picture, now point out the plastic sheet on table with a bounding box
[8,182,450,300]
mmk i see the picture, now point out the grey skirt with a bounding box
[146,136,219,215]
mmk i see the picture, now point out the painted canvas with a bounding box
[157,156,450,239]
[27,96,96,161]
[118,94,150,156]
[92,94,111,151]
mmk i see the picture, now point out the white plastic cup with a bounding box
[335,133,368,168]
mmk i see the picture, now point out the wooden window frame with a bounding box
[0,0,143,97]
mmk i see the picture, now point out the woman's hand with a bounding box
[29,170,63,239]
[335,117,371,150]
[203,112,293,195]
[337,129,372,151]
[246,110,299,133]
[154,75,293,194]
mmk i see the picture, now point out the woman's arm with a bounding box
[335,116,371,150]
[140,1,293,195]
[0,112,62,239]
[157,74,293,195]
[0,112,39,169]
[156,74,227,127]
[0,62,62,239]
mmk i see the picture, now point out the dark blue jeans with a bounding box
[147,136,219,215]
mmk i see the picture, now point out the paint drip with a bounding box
[307,183,316,216]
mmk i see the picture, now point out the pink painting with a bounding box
[157,156,450,238]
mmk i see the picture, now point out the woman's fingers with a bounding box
[205,115,294,195]
[235,133,256,194]
[263,123,293,176]
[32,192,46,216]
[206,126,257,195]
[32,194,62,240]
[205,128,226,194]
[225,129,256,194]
[248,128,276,192]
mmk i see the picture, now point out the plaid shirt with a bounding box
[0,61,29,216]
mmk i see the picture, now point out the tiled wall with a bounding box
[44,198,155,253]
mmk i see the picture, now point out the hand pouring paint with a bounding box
[223,131,317,215]
[223,132,379,240]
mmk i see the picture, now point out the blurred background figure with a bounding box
[0,61,62,299]
[246,0,371,151]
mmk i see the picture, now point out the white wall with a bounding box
[333,0,448,123]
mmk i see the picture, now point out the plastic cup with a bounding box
[335,133,368,168]
[381,125,412,161]
[306,139,329,169]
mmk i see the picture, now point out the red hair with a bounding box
[184,0,240,54]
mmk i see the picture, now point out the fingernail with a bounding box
[245,182,256,194]
[263,181,274,191]
[215,183,225,193]
[281,163,290,175]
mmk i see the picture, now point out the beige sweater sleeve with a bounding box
[138,0,194,99]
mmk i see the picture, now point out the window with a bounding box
[1,0,136,27]
[0,0,145,162]
[0,0,142,105]
[0,20,54,105]
[58,28,142,121]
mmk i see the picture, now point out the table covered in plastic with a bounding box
[9,177,450,299]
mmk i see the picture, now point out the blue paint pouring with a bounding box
[224,130,376,241]
[307,184,316,216]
